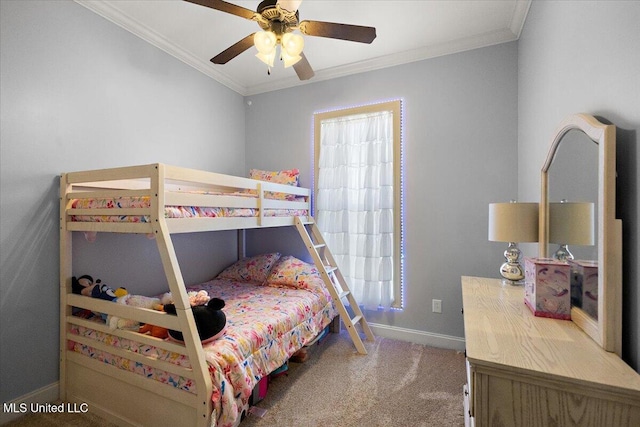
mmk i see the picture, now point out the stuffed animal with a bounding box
[138,303,169,339]
[188,290,210,306]
[72,275,127,301]
[164,298,227,344]
[72,275,128,322]
[160,290,210,307]
[107,294,162,330]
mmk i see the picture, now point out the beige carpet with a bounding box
[5,331,465,427]
[243,331,466,427]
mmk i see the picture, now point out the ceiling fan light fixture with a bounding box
[254,30,277,54]
[282,32,304,56]
[256,49,277,67]
[190,0,376,81]
[281,51,302,68]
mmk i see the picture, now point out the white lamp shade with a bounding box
[282,32,304,56]
[549,202,594,245]
[254,31,277,54]
[488,202,539,243]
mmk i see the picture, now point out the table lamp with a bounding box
[549,200,595,261]
[488,201,539,284]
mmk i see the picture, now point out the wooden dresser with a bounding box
[461,276,640,427]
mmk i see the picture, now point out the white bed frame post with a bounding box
[59,173,72,402]
[151,164,212,426]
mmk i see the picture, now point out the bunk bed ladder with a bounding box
[294,217,375,355]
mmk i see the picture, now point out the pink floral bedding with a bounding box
[68,277,337,427]
[70,193,308,223]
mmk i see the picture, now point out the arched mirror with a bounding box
[540,113,622,355]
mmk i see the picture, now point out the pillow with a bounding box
[215,253,281,284]
[250,168,300,186]
[266,256,332,301]
[249,168,300,200]
[266,255,324,289]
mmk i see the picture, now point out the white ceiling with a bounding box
[77,0,531,96]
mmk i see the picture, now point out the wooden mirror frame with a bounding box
[540,113,622,355]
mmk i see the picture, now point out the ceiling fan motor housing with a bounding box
[257,0,299,33]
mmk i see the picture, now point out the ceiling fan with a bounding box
[184,0,377,80]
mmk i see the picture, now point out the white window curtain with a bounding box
[317,110,394,310]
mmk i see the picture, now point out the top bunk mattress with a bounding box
[69,192,308,223]
[61,164,312,232]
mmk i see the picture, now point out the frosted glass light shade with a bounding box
[549,202,594,245]
[282,33,304,56]
[277,0,302,14]
[255,50,276,67]
[281,50,302,67]
[254,31,277,54]
[488,202,539,243]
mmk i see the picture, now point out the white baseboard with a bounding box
[368,322,466,351]
[1,382,59,425]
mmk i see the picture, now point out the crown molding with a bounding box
[76,0,531,97]
[510,0,532,37]
[244,27,519,96]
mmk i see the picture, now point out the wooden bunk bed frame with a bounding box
[60,163,374,427]
[59,163,316,427]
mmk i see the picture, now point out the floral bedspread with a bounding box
[69,278,336,427]
[70,194,307,223]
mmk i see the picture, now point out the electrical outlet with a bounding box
[432,299,442,313]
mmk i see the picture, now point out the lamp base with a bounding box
[499,261,525,286]
[499,242,525,285]
[553,244,574,262]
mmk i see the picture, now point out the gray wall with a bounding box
[244,42,519,340]
[0,0,245,403]
[7,0,636,408]
[517,0,640,370]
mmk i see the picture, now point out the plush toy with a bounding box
[72,275,128,322]
[72,275,127,301]
[164,298,227,344]
[107,294,162,330]
[139,323,169,339]
[139,304,169,339]
[188,290,210,306]
[160,290,210,307]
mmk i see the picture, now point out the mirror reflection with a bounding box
[547,129,598,319]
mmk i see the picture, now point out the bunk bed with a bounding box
[59,163,335,427]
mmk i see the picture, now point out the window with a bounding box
[314,100,403,310]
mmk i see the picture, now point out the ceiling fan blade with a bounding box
[277,0,302,14]
[184,0,257,21]
[211,33,256,64]
[299,20,376,44]
[293,52,314,80]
